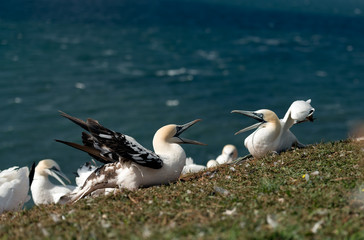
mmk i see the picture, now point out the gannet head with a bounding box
[153,119,206,146]
[221,144,238,160]
[35,159,71,186]
[289,99,315,124]
[231,109,279,135]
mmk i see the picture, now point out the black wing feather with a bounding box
[57,112,163,169]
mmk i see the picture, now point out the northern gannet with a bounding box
[183,144,238,172]
[216,144,238,164]
[56,112,205,203]
[206,144,238,168]
[206,159,218,168]
[181,157,206,174]
[278,99,315,151]
[232,109,281,158]
[0,163,35,213]
[232,100,315,158]
[31,159,74,205]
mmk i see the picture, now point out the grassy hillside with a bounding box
[1,140,364,239]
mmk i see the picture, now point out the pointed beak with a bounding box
[174,119,206,145]
[47,167,71,186]
[231,110,265,135]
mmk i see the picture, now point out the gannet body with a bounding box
[31,159,74,205]
[0,164,35,213]
[232,99,315,158]
[277,99,315,151]
[56,112,205,203]
[206,160,218,168]
[182,157,206,174]
[74,161,98,189]
[216,144,238,164]
[232,109,282,158]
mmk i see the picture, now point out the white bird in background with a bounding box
[74,161,98,190]
[206,159,219,168]
[181,157,206,174]
[31,159,74,205]
[183,144,238,173]
[0,163,35,214]
[216,144,238,164]
[232,99,315,158]
[206,144,238,168]
[56,111,205,203]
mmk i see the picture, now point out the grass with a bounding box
[1,140,364,239]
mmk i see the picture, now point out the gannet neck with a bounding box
[32,172,53,189]
[282,108,295,133]
[260,109,281,131]
[263,115,281,141]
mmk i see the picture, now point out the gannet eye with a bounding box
[50,166,59,171]
[309,109,314,115]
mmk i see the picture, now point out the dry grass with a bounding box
[1,140,364,239]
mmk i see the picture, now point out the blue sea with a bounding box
[1,0,363,179]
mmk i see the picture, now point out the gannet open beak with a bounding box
[231,110,266,135]
[46,167,71,186]
[174,119,206,145]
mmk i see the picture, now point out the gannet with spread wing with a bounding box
[56,112,205,203]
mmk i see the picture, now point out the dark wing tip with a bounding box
[59,111,89,131]
[29,162,36,187]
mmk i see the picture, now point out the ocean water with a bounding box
[0,0,363,179]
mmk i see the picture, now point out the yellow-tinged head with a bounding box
[35,159,71,186]
[231,109,280,135]
[153,120,206,146]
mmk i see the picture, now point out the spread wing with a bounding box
[56,111,163,169]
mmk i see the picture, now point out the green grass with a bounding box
[1,140,364,239]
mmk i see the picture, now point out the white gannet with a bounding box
[31,159,74,205]
[278,99,315,151]
[216,144,238,164]
[181,157,206,174]
[0,163,35,214]
[206,144,238,168]
[232,109,281,158]
[56,111,205,203]
[232,100,315,158]
[206,159,218,168]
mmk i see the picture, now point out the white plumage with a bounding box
[216,144,238,164]
[31,159,74,205]
[182,144,238,173]
[232,99,315,158]
[0,165,33,213]
[181,157,206,174]
[56,112,205,203]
